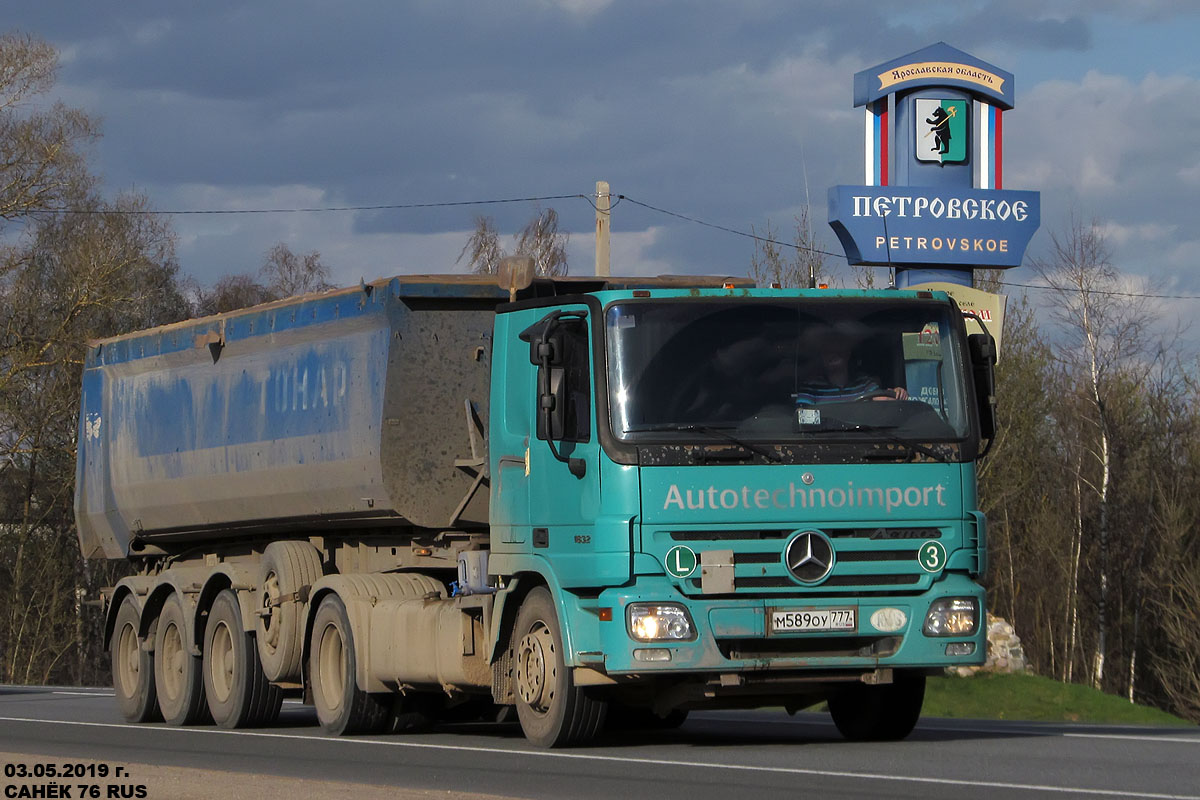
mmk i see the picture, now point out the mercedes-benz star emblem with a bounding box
[784,531,835,584]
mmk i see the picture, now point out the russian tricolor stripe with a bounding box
[864,99,890,186]
[973,101,1004,189]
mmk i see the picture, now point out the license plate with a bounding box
[770,607,857,633]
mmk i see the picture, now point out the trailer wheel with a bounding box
[154,593,211,726]
[257,541,323,682]
[203,589,282,729]
[309,594,389,735]
[511,588,607,748]
[111,594,161,723]
[828,671,926,741]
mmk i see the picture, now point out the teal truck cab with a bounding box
[77,273,993,747]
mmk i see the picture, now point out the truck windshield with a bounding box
[605,298,971,443]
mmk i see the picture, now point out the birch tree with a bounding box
[459,208,569,277]
[1031,218,1156,690]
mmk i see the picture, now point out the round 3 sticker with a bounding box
[918,540,947,572]
[664,545,698,579]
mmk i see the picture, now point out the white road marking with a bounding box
[0,716,1197,800]
[52,691,115,697]
[702,713,1200,745]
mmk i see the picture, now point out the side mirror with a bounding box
[968,333,997,449]
[519,310,589,478]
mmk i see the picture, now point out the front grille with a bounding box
[670,529,789,541]
[837,549,918,562]
[719,635,901,660]
[661,526,943,595]
[718,574,921,590]
[737,552,781,565]
[830,527,942,540]
[671,527,939,541]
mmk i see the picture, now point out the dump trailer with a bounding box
[75,271,996,746]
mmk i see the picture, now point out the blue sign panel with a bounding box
[828,185,1040,267]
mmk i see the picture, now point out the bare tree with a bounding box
[748,208,828,288]
[260,242,333,297]
[459,209,569,277]
[192,274,277,316]
[1,189,188,685]
[514,207,568,278]
[0,33,190,687]
[458,215,504,275]
[0,32,97,224]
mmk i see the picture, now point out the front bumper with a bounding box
[585,571,986,676]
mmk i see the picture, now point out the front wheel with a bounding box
[828,671,926,741]
[511,587,607,748]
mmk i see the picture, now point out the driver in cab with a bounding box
[794,322,908,404]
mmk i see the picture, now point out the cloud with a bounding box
[10,0,1200,300]
[1005,69,1200,284]
[538,0,614,16]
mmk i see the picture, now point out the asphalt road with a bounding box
[1,685,1198,800]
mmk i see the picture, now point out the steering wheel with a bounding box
[854,389,896,402]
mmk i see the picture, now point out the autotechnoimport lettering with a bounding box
[662,483,947,514]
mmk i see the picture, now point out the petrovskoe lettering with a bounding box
[874,235,1008,253]
[854,195,1028,222]
[662,482,948,514]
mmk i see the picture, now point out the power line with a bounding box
[618,195,1200,302]
[22,193,588,215]
[993,280,1200,301]
[21,188,1196,302]
[617,195,847,260]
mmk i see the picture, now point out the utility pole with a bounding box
[595,180,611,277]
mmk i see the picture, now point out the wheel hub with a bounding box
[116,623,139,696]
[514,624,556,712]
[209,621,235,702]
[259,573,281,652]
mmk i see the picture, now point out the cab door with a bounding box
[523,306,602,555]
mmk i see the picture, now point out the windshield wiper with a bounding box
[845,423,949,463]
[625,423,782,463]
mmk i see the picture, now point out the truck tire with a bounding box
[309,594,390,735]
[203,589,283,728]
[511,587,607,748]
[828,671,926,741]
[256,541,323,682]
[154,593,212,726]
[111,594,161,723]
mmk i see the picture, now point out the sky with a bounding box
[6,1,1199,308]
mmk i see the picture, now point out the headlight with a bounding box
[627,603,696,642]
[923,597,979,637]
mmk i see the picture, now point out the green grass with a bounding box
[922,672,1195,726]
